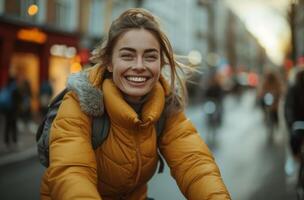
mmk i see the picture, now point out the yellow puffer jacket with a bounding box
[40,66,231,200]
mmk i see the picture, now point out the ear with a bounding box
[107,64,113,72]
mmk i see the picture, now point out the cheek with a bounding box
[112,68,124,83]
[112,61,127,75]
[150,62,161,76]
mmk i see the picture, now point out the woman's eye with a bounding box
[145,55,158,61]
[121,54,133,60]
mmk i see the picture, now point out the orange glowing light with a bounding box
[17,28,47,44]
[28,4,39,16]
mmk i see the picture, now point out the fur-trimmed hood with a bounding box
[67,70,104,117]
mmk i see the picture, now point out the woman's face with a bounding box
[109,29,161,101]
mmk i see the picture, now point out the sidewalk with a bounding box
[0,115,38,166]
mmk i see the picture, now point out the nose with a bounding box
[132,56,145,72]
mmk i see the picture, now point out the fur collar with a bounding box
[67,71,104,117]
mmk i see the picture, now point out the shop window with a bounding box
[49,55,81,97]
[10,52,40,113]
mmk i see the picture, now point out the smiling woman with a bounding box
[40,8,231,200]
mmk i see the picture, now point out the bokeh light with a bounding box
[27,4,39,16]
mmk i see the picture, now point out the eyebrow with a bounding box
[119,47,159,53]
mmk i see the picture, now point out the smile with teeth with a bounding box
[126,76,148,83]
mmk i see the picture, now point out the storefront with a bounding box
[0,17,81,113]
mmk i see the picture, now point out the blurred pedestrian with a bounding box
[39,80,53,116]
[40,8,231,200]
[203,72,224,122]
[284,68,304,158]
[15,70,32,130]
[231,74,242,98]
[0,76,23,148]
[202,71,224,144]
[257,69,283,138]
[284,68,304,196]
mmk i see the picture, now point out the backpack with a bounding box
[36,88,166,173]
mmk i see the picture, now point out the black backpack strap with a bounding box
[36,88,69,167]
[91,110,110,150]
[49,88,69,107]
[157,151,165,174]
[156,110,166,138]
[155,106,167,174]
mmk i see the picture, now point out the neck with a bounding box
[123,94,150,115]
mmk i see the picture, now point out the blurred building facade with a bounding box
[0,0,269,109]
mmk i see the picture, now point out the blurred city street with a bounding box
[0,0,304,199]
[0,90,298,200]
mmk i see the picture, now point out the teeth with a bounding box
[126,76,147,82]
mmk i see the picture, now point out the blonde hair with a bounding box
[90,8,189,110]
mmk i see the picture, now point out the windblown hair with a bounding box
[90,8,189,110]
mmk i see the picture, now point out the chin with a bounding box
[127,91,148,98]
[124,89,151,98]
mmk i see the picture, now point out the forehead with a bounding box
[114,29,160,51]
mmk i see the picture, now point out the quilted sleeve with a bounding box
[47,91,101,200]
[159,111,231,200]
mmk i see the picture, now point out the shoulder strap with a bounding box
[49,88,69,107]
[156,110,166,138]
[36,88,69,167]
[155,106,167,174]
[36,88,69,142]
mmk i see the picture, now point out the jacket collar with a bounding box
[102,79,165,129]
